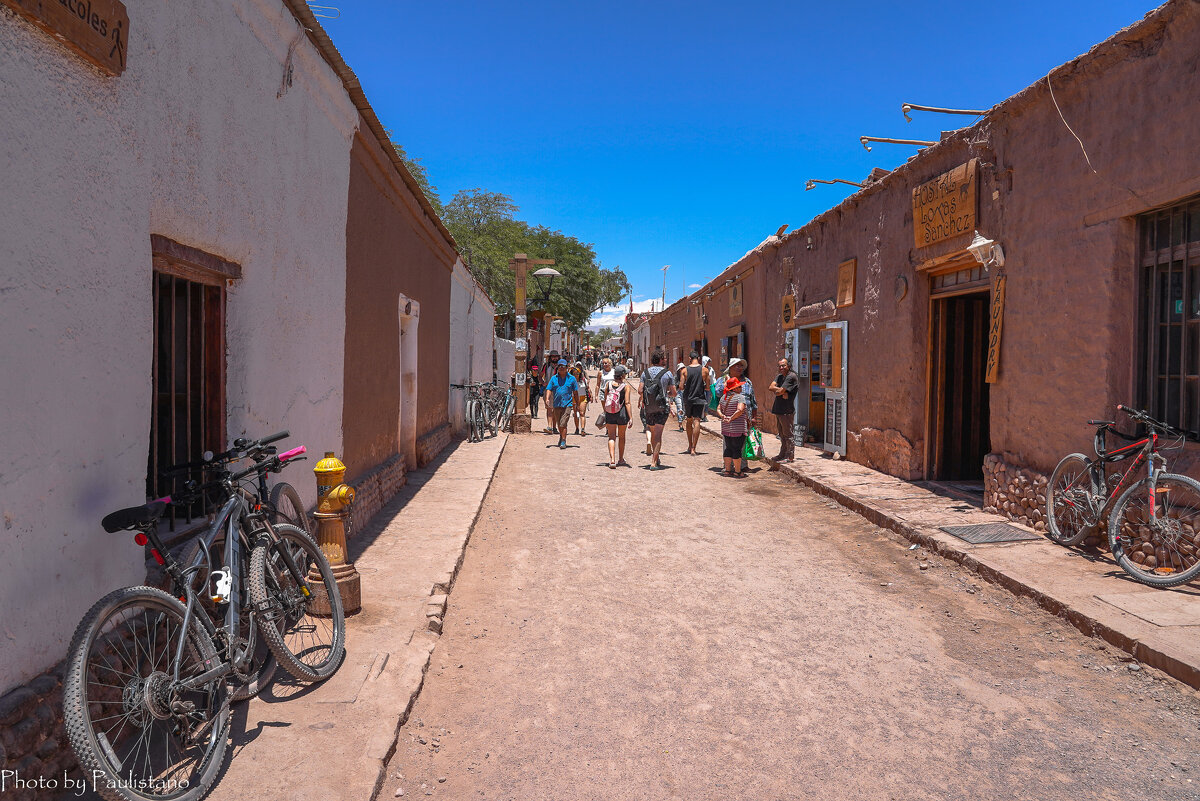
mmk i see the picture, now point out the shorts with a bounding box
[553,406,573,425]
[685,402,707,420]
[604,410,629,426]
[644,410,669,427]
[723,435,747,459]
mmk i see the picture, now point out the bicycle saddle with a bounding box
[102,498,170,533]
[1088,420,1115,426]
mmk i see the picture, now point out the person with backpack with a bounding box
[638,350,677,470]
[602,364,633,468]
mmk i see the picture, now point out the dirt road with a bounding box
[385,418,1200,801]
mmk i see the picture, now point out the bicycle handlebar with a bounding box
[1116,404,1194,440]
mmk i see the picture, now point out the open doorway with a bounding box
[398,294,420,470]
[929,290,989,480]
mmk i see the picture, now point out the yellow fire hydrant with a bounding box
[313,452,361,615]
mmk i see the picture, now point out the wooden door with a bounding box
[930,292,990,479]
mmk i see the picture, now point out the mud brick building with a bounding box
[651,0,1200,527]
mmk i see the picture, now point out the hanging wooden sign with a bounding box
[985,273,1006,383]
[730,283,743,317]
[2,0,129,76]
[836,259,856,307]
[781,295,796,329]
[912,158,977,249]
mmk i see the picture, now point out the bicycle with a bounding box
[1046,405,1200,587]
[452,382,493,442]
[63,431,346,801]
[483,382,514,433]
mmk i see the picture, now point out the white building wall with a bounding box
[449,259,496,435]
[0,0,356,688]
[495,338,516,386]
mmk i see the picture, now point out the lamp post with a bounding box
[509,254,556,434]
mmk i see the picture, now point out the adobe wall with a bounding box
[343,125,456,479]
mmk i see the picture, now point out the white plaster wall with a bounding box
[0,0,355,688]
[449,259,496,435]
[495,338,516,386]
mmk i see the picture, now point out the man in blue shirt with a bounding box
[543,360,580,449]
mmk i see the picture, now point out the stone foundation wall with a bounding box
[415,423,452,468]
[349,453,407,536]
[846,427,922,480]
[0,665,73,799]
[983,453,1049,533]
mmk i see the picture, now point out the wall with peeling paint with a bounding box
[0,0,355,689]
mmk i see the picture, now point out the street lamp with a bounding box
[530,267,562,306]
[806,178,863,191]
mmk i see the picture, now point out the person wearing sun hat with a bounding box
[717,373,750,476]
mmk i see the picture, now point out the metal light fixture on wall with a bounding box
[860,135,937,152]
[530,267,562,305]
[805,179,863,191]
[967,231,1005,270]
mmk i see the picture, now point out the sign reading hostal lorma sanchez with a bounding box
[2,0,129,76]
[912,159,977,250]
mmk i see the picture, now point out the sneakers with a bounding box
[559,441,567,449]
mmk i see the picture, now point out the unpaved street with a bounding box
[386,420,1200,801]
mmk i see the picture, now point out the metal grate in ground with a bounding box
[939,522,1042,544]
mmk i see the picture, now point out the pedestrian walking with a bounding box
[767,357,799,462]
[571,361,591,436]
[527,364,542,419]
[541,350,560,432]
[639,350,677,470]
[595,356,615,401]
[678,351,713,455]
[718,376,750,477]
[673,363,687,431]
[544,360,580,449]
[700,355,714,421]
[602,364,633,468]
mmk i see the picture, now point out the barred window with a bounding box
[1139,197,1200,433]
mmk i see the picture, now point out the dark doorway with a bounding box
[930,291,990,480]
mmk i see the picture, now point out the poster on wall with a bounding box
[730,283,743,317]
[836,260,856,307]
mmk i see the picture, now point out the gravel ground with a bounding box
[385,418,1200,801]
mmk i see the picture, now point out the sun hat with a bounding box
[725,376,743,393]
[728,357,746,370]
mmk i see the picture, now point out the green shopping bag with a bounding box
[742,427,763,461]
[709,382,722,411]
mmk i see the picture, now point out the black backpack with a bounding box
[641,368,669,412]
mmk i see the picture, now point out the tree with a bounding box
[388,138,443,216]
[590,326,616,348]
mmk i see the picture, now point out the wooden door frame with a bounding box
[924,284,991,479]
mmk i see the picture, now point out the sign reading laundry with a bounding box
[912,159,977,249]
[2,0,129,76]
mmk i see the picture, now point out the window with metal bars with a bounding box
[1138,197,1200,434]
[146,237,238,534]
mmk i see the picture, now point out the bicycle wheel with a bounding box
[248,523,345,682]
[1108,473,1200,587]
[466,399,479,442]
[63,586,229,801]
[270,481,311,538]
[501,395,515,432]
[1045,453,1097,546]
[473,398,489,440]
[180,533,277,703]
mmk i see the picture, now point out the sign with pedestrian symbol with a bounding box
[782,295,796,329]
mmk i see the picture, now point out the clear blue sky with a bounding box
[323,0,1158,325]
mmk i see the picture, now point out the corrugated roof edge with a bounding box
[682,0,1182,307]
[279,0,459,257]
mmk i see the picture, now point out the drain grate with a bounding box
[940,522,1042,544]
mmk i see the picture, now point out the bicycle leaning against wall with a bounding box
[62,431,345,801]
[1045,405,1200,587]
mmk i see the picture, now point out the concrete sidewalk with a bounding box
[201,434,508,801]
[699,421,1200,689]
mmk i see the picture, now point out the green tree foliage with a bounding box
[442,188,631,328]
[588,326,616,348]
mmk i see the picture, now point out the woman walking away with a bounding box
[718,376,750,477]
[603,364,633,467]
[528,365,542,419]
[571,361,591,436]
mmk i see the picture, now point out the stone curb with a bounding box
[696,422,1200,689]
[360,434,511,801]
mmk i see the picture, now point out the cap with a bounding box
[558,359,569,367]
[614,364,628,376]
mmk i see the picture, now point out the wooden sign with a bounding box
[730,283,743,317]
[836,259,856,307]
[694,302,704,330]
[912,158,977,249]
[781,294,796,329]
[985,273,1006,383]
[2,0,129,76]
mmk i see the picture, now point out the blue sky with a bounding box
[322,0,1158,326]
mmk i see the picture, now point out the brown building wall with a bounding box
[651,0,1200,486]
[343,121,455,481]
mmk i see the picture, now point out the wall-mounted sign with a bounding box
[515,314,526,323]
[515,372,526,385]
[2,0,129,76]
[836,259,856,307]
[912,158,978,249]
[515,338,527,351]
[730,283,743,317]
[782,295,796,329]
[694,302,704,330]
[985,273,1006,383]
